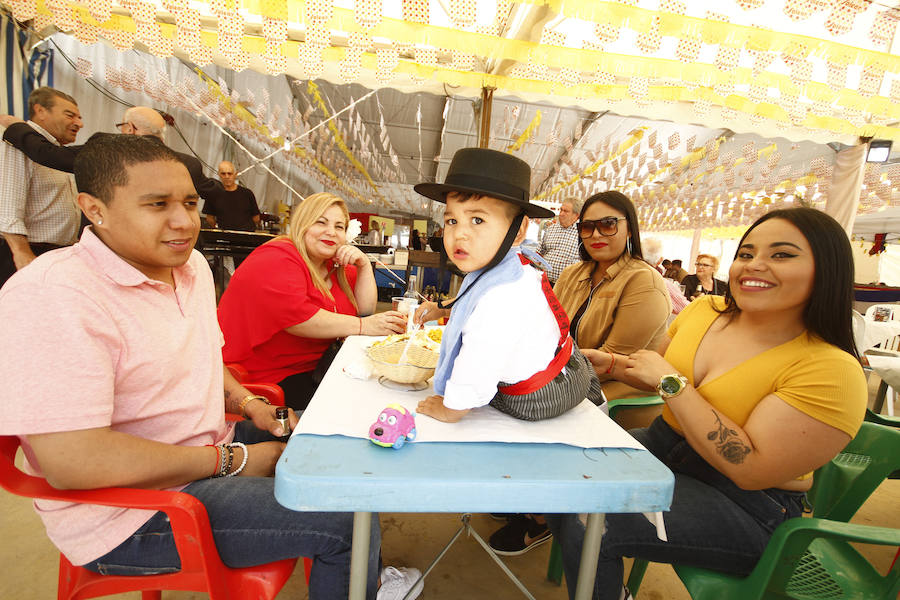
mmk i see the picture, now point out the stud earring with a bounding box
[97,219,103,225]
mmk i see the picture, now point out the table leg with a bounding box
[349,511,372,600]
[573,512,605,600]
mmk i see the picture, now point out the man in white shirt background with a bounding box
[538,197,581,286]
[0,87,82,288]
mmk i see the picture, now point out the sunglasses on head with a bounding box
[578,217,626,237]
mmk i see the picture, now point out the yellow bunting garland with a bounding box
[533,128,645,201]
[506,110,541,152]
[306,80,383,202]
[195,70,370,204]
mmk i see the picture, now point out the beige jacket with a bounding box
[554,255,671,399]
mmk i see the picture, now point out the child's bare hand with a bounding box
[413,302,449,326]
[416,395,469,423]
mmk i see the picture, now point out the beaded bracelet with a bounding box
[238,394,270,418]
[222,445,234,477]
[225,442,249,477]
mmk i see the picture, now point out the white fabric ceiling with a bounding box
[37,24,900,229]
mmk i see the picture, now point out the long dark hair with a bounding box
[577,191,643,262]
[720,207,858,359]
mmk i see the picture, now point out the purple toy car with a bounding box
[368,404,417,449]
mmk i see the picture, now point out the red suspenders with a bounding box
[497,255,574,396]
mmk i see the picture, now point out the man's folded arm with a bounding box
[2,122,82,172]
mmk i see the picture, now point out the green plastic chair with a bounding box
[865,408,900,428]
[546,396,663,585]
[863,410,900,481]
[625,421,900,599]
[661,519,900,600]
[607,395,664,421]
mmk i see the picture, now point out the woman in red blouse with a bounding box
[218,193,407,410]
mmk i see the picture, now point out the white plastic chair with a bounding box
[859,307,898,416]
[852,310,867,358]
[863,304,900,352]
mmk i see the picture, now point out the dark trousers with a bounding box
[0,240,65,290]
[545,416,805,600]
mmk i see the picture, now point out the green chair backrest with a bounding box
[864,408,900,428]
[606,395,663,420]
[806,421,900,522]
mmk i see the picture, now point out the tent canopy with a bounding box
[2,0,899,229]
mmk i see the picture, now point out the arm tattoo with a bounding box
[707,411,751,464]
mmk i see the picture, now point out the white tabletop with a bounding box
[295,336,643,450]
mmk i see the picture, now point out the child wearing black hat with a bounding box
[412,148,604,423]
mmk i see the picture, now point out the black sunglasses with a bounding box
[578,217,626,237]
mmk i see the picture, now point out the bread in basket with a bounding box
[366,329,442,384]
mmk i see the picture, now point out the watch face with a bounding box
[660,376,682,395]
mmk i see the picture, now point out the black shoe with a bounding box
[488,515,552,556]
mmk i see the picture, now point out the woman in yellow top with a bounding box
[545,207,868,600]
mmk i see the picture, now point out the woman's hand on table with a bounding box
[236,441,285,477]
[332,243,369,269]
[244,401,299,438]
[622,349,680,390]
[413,301,449,326]
[417,395,469,423]
[362,311,407,335]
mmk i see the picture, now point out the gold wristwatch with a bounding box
[657,374,689,400]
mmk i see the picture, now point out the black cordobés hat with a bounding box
[414,148,554,219]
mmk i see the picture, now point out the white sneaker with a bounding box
[376,566,424,600]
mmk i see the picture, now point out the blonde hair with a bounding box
[286,192,358,312]
[696,253,719,271]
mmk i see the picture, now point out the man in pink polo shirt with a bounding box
[0,135,422,600]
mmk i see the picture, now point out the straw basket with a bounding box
[365,341,440,384]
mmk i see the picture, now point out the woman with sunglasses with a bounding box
[552,190,672,402]
[681,253,728,300]
[545,207,867,600]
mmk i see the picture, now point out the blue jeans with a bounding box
[82,421,382,600]
[545,416,805,600]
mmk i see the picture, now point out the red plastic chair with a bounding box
[224,383,285,427]
[225,363,250,383]
[0,380,311,599]
[243,382,285,407]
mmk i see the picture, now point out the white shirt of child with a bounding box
[442,265,560,411]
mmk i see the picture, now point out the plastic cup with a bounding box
[399,298,418,316]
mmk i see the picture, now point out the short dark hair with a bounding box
[672,259,682,267]
[719,207,858,359]
[74,134,182,204]
[577,190,643,262]
[28,87,77,119]
[662,259,672,267]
